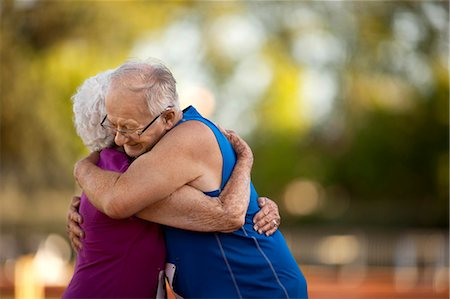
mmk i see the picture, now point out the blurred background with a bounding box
[0,1,448,298]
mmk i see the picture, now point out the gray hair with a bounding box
[72,70,115,151]
[109,59,180,115]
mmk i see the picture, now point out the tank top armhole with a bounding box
[176,107,236,192]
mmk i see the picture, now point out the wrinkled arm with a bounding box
[66,194,282,252]
[137,130,252,232]
[73,122,211,219]
[67,132,280,251]
[137,131,253,232]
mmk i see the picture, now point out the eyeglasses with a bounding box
[100,106,173,138]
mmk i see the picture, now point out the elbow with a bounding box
[222,211,245,232]
[230,206,246,228]
[103,196,130,219]
[231,214,245,230]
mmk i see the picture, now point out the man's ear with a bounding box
[162,109,177,129]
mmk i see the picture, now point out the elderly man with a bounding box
[74,60,308,298]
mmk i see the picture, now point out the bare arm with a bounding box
[72,123,281,236]
[67,195,282,251]
[74,122,220,219]
[137,130,252,232]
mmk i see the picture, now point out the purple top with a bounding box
[63,148,165,298]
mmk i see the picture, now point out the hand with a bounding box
[253,197,281,236]
[67,195,85,252]
[221,129,253,166]
[73,151,100,182]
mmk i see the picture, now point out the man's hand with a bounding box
[253,197,281,236]
[73,151,100,184]
[67,196,85,252]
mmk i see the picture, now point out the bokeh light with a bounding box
[283,179,324,216]
[317,235,361,265]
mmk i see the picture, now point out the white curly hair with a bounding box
[72,69,115,152]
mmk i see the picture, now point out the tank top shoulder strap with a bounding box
[176,106,236,191]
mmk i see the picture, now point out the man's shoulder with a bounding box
[166,119,216,145]
[140,119,217,161]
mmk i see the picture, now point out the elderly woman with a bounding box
[64,69,166,298]
[64,70,280,298]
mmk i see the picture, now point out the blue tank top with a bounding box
[163,106,308,298]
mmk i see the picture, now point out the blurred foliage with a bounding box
[1,0,179,190]
[250,2,449,228]
[1,1,448,228]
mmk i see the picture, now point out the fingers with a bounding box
[219,128,240,149]
[68,231,83,252]
[70,195,81,210]
[66,216,84,252]
[253,205,266,224]
[258,219,279,237]
[68,219,85,239]
[257,197,269,208]
[67,219,84,252]
[217,125,233,137]
[253,197,271,223]
[67,195,84,252]
[253,201,281,236]
[253,214,280,236]
[223,131,253,164]
[224,129,236,136]
[68,206,83,224]
[68,211,83,224]
[68,196,83,223]
[224,130,241,147]
[216,124,236,141]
